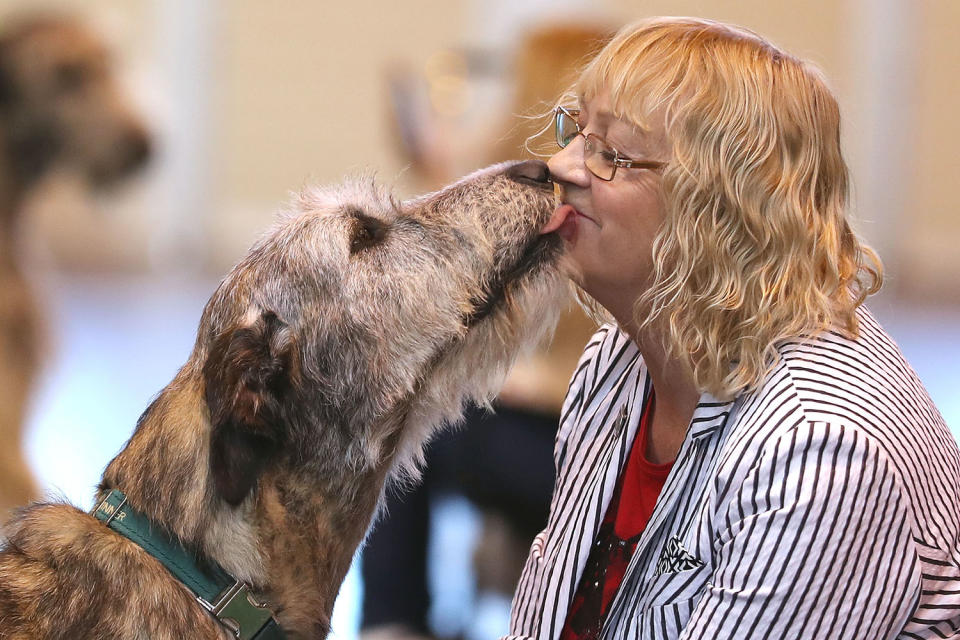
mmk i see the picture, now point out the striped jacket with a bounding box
[506,308,960,640]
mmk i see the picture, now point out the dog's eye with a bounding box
[349,210,388,255]
[54,62,89,93]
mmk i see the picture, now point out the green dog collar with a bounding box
[93,489,285,640]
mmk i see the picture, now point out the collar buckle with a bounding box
[198,580,275,640]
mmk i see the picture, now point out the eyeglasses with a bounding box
[554,106,665,181]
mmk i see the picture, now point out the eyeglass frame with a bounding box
[554,105,665,181]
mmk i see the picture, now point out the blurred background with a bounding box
[0,1,957,639]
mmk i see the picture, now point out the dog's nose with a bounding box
[506,160,552,190]
[121,128,152,171]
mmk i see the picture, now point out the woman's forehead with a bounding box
[580,90,669,153]
[579,89,653,132]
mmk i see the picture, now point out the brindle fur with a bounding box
[0,160,567,639]
[0,16,150,514]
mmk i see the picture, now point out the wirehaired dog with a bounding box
[0,16,151,512]
[0,160,567,639]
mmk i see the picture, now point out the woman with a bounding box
[507,17,959,640]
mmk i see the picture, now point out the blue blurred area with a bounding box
[23,274,960,640]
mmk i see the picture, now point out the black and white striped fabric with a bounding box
[506,307,960,640]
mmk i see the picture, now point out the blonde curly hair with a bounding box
[571,16,882,399]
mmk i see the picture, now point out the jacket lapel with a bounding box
[599,392,737,634]
[539,348,647,640]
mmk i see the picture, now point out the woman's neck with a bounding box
[620,314,700,463]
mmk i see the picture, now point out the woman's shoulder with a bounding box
[733,304,955,488]
[770,306,938,423]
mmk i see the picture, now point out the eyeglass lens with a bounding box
[556,109,580,148]
[555,108,617,181]
[584,137,616,181]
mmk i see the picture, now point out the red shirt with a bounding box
[559,393,673,640]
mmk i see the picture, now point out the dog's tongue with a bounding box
[540,204,577,235]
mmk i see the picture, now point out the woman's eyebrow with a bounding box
[579,111,614,135]
[608,136,647,158]
[576,99,611,125]
[583,105,653,155]
[608,123,657,157]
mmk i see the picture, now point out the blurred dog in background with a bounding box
[0,16,150,514]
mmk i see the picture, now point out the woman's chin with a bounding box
[558,253,585,284]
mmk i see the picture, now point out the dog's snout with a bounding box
[506,160,552,190]
[121,128,152,171]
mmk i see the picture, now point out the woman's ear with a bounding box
[203,309,297,506]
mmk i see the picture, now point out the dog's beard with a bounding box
[464,233,562,328]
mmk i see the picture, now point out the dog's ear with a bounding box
[348,208,389,254]
[203,310,297,506]
[0,46,15,110]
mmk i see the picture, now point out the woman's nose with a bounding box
[547,136,589,188]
